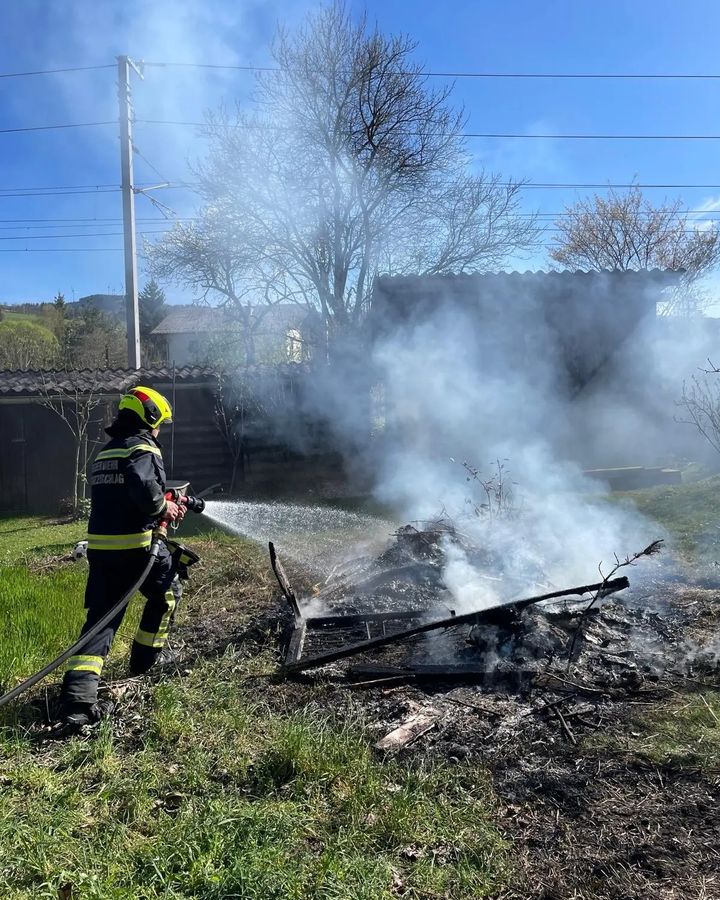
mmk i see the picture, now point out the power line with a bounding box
[2,116,720,143]
[7,212,717,226]
[0,185,190,199]
[143,61,720,80]
[0,248,123,252]
[465,133,720,141]
[0,219,191,229]
[0,230,171,241]
[513,182,720,190]
[0,182,118,191]
[0,64,114,79]
[132,143,170,185]
[0,188,120,198]
[0,121,115,135]
[6,180,719,193]
[133,119,720,141]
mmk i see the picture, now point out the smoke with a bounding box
[3,0,313,299]
[569,312,720,468]
[357,293,616,601]
[300,278,720,611]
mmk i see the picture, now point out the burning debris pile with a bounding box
[268,521,702,690]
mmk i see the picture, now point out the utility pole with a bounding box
[117,55,143,369]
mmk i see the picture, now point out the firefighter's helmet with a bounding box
[118,386,173,428]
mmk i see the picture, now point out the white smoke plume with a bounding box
[368,300,625,598]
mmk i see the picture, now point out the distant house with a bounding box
[151,304,320,366]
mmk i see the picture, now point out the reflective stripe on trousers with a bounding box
[134,587,177,648]
[87,531,152,551]
[65,654,104,676]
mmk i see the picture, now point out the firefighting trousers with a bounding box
[60,544,181,710]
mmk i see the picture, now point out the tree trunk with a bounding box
[73,439,81,514]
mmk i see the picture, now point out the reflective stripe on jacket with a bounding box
[87,432,167,549]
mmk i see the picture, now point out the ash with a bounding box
[298,521,720,684]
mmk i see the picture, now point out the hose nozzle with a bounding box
[183,494,205,514]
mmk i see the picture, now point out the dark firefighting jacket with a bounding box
[87,431,167,551]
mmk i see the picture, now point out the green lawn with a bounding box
[0,516,85,563]
[1,478,718,899]
[0,566,87,689]
[0,516,150,707]
[0,656,510,899]
[615,475,720,561]
[0,513,511,899]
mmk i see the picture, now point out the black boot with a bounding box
[61,699,114,731]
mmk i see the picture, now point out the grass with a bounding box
[0,516,85,563]
[0,516,143,700]
[634,692,720,769]
[0,659,511,897]
[0,565,87,688]
[1,310,56,336]
[0,514,511,898]
[0,516,88,693]
[615,474,720,561]
[2,478,717,897]
[591,691,720,772]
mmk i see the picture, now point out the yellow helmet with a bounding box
[118,386,173,428]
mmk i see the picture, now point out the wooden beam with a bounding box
[285,622,307,665]
[269,541,301,621]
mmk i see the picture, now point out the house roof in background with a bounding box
[152,303,314,335]
[0,363,309,398]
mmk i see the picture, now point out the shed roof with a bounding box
[0,366,216,397]
[372,268,682,303]
[0,363,309,398]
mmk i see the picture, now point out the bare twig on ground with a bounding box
[566,540,664,670]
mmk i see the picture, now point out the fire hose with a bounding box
[0,488,207,710]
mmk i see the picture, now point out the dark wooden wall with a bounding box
[0,405,80,514]
[0,379,332,514]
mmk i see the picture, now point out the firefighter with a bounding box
[59,386,185,729]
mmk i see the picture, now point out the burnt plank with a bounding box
[305,609,433,628]
[269,541,301,620]
[348,663,534,686]
[285,622,307,665]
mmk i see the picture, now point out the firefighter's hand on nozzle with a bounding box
[165,500,186,523]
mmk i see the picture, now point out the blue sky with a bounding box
[1,0,720,305]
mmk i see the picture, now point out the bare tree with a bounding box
[213,371,250,491]
[149,3,537,351]
[38,370,105,516]
[550,186,720,316]
[213,367,304,491]
[678,362,720,455]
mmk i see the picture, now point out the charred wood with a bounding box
[306,609,432,628]
[282,576,630,674]
[269,542,301,621]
